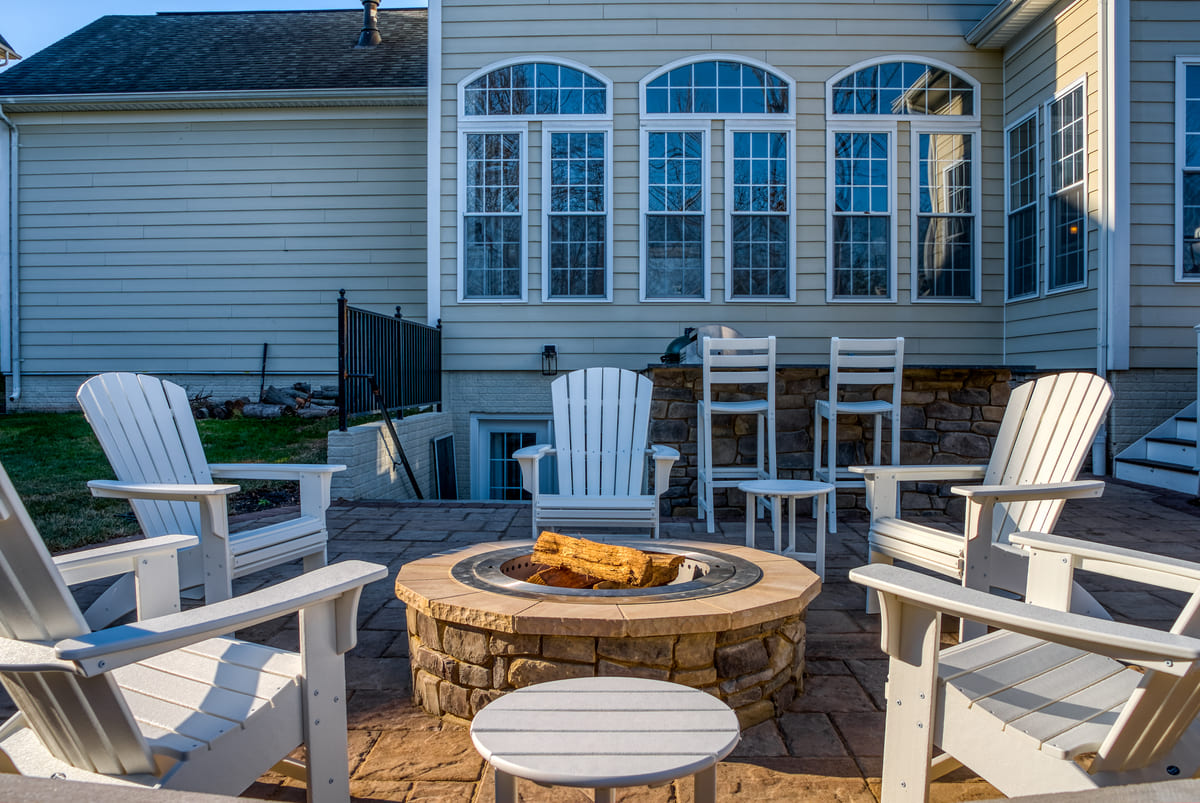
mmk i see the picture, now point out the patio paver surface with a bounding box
[12,476,1200,802]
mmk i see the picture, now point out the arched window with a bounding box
[825,58,980,304]
[457,59,612,303]
[639,56,794,303]
[644,60,789,116]
[830,60,974,117]
[463,62,607,117]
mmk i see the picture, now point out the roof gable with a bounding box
[0,9,426,96]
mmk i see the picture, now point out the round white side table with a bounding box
[738,479,834,579]
[471,676,741,803]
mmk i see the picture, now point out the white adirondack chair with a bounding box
[851,531,1200,802]
[0,457,386,800]
[77,372,345,626]
[514,367,679,538]
[851,371,1113,638]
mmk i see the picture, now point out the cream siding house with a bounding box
[2,0,1200,500]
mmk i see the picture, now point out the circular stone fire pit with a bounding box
[394,539,821,729]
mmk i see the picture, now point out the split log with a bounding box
[526,566,600,588]
[646,552,686,586]
[533,531,653,586]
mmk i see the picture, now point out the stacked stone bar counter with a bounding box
[394,541,820,729]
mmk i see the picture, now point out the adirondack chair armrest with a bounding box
[53,533,199,586]
[1012,531,1200,595]
[850,563,1200,671]
[849,464,988,482]
[208,463,346,481]
[0,637,79,674]
[648,444,680,495]
[852,464,988,521]
[513,444,554,494]
[87,479,240,501]
[56,559,388,677]
[950,480,1105,503]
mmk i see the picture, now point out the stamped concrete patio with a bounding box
[33,476,1200,802]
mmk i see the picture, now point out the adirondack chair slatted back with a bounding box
[551,368,651,497]
[702,336,776,394]
[828,337,904,394]
[1093,590,1200,772]
[77,373,212,540]
[984,372,1112,543]
[0,461,155,775]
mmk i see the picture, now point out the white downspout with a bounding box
[0,105,17,403]
[425,0,442,327]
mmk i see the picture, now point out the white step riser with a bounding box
[1146,440,1197,466]
[1176,419,1198,441]
[1114,461,1199,495]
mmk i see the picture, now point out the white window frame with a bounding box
[458,55,613,123]
[1004,109,1041,301]
[1175,57,1200,282]
[456,122,529,303]
[825,122,898,303]
[638,54,795,302]
[639,122,713,302]
[723,124,795,302]
[639,53,797,124]
[456,58,613,304]
[469,414,553,500]
[824,55,982,124]
[909,122,981,304]
[1044,77,1088,295]
[540,122,614,302]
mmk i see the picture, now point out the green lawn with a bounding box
[0,412,340,552]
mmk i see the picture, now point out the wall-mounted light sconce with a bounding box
[541,344,558,376]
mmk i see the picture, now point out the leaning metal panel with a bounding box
[450,541,763,604]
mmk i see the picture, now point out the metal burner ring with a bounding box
[450,541,763,604]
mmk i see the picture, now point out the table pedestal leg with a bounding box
[594,787,616,803]
[744,493,755,548]
[694,765,717,803]
[494,769,517,803]
[815,494,827,580]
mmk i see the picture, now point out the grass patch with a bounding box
[0,412,340,553]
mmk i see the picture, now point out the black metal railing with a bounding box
[337,290,442,431]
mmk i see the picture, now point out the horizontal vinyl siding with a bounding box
[1127,6,1200,369]
[15,108,427,376]
[1002,0,1101,370]
[439,0,1005,373]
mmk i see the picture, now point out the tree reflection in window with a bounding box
[832,61,974,116]
[464,62,606,116]
[645,60,789,115]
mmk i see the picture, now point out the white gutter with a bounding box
[0,87,425,113]
[0,105,16,402]
[425,0,442,326]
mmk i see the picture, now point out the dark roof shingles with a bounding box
[0,9,426,96]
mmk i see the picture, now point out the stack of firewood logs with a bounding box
[526,531,684,589]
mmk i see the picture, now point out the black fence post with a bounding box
[337,289,348,432]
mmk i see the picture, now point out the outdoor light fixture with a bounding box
[541,344,558,376]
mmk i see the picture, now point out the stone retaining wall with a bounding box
[648,365,1021,518]
[407,608,805,730]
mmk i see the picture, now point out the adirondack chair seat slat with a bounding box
[869,518,965,575]
[852,540,1200,801]
[228,518,327,572]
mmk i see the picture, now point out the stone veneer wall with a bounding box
[648,365,1021,518]
[407,608,806,730]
